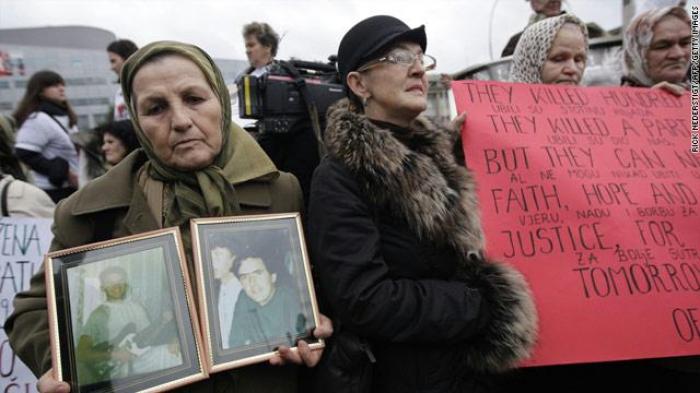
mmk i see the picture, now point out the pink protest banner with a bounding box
[452,80,700,367]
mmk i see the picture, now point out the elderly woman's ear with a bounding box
[346,72,370,102]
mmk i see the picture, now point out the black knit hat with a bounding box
[337,15,426,87]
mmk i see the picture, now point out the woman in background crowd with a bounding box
[308,15,537,393]
[0,99,54,218]
[107,39,139,120]
[510,13,589,85]
[13,70,79,203]
[622,5,690,96]
[99,119,140,166]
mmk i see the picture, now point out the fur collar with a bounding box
[324,99,484,258]
[324,99,538,372]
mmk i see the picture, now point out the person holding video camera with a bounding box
[242,22,277,77]
[239,22,321,205]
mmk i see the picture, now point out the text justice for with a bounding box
[500,222,612,258]
[500,218,688,259]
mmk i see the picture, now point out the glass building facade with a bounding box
[0,26,248,130]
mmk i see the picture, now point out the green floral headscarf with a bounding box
[120,41,277,247]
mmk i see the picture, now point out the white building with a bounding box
[0,26,248,130]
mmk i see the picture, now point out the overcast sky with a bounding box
[0,0,696,73]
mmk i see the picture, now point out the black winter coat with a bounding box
[307,100,538,393]
[311,158,489,393]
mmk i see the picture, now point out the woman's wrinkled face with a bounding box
[541,23,587,85]
[132,55,223,171]
[645,15,691,85]
[41,83,66,102]
[101,132,128,165]
[351,42,428,126]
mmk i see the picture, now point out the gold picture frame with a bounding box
[46,227,207,393]
[191,213,324,373]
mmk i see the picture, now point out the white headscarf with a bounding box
[622,6,690,86]
[509,13,589,84]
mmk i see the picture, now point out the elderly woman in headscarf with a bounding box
[5,41,331,393]
[307,15,537,393]
[510,13,589,85]
[622,6,691,96]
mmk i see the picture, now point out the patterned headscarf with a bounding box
[120,41,277,251]
[623,6,690,87]
[510,14,589,84]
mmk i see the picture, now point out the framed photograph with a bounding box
[191,213,324,373]
[45,227,207,393]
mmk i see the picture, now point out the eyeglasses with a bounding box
[357,49,437,72]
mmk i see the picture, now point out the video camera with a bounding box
[236,58,345,134]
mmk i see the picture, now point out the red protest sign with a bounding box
[452,80,700,367]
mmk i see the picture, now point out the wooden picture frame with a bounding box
[46,227,207,393]
[191,213,324,373]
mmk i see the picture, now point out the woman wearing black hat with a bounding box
[307,15,538,393]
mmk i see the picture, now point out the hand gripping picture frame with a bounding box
[45,227,207,393]
[191,213,324,373]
